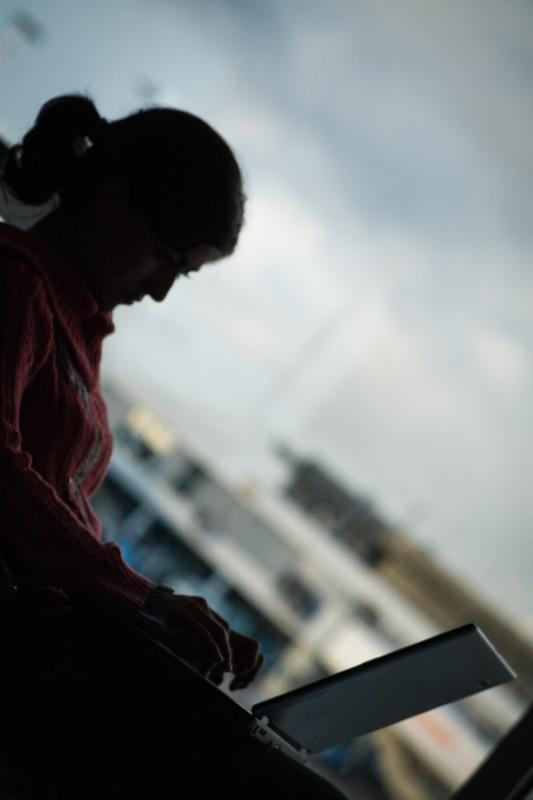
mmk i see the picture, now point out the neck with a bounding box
[30,206,78,257]
[30,205,96,282]
[29,205,100,304]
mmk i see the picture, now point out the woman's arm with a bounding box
[0,251,263,684]
[0,255,152,611]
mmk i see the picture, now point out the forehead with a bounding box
[156,241,222,271]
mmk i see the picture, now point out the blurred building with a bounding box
[277,446,533,705]
[92,379,529,800]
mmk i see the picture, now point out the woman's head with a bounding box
[2,94,245,309]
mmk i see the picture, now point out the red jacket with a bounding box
[0,222,152,611]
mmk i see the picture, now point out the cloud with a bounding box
[469,325,531,390]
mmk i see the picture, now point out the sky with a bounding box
[1,0,532,632]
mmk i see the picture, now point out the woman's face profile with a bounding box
[78,184,222,312]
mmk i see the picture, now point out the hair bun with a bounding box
[2,93,103,205]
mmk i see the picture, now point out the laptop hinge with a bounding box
[249,716,309,764]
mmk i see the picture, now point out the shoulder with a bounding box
[0,224,54,327]
[0,223,49,293]
[0,221,45,264]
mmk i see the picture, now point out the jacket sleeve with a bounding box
[0,255,153,612]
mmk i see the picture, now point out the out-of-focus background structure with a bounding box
[1,2,532,798]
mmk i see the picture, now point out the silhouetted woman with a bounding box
[0,95,348,799]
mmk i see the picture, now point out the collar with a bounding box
[0,222,115,338]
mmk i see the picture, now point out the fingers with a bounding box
[205,610,264,688]
[160,620,224,677]
[151,594,264,689]
[206,663,226,686]
[164,596,233,674]
[188,598,233,671]
[208,608,235,672]
[228,630,264,691]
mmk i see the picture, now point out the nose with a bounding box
[148,268,176,302]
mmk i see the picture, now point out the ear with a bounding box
[92,179,132,218]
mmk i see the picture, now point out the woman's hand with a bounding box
[141,587,264,690]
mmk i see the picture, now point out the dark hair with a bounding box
[3,94,245,256]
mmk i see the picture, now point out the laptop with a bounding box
[101,605,516,766]
[245,624,516,762]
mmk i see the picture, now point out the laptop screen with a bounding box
[252,625,515,754]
